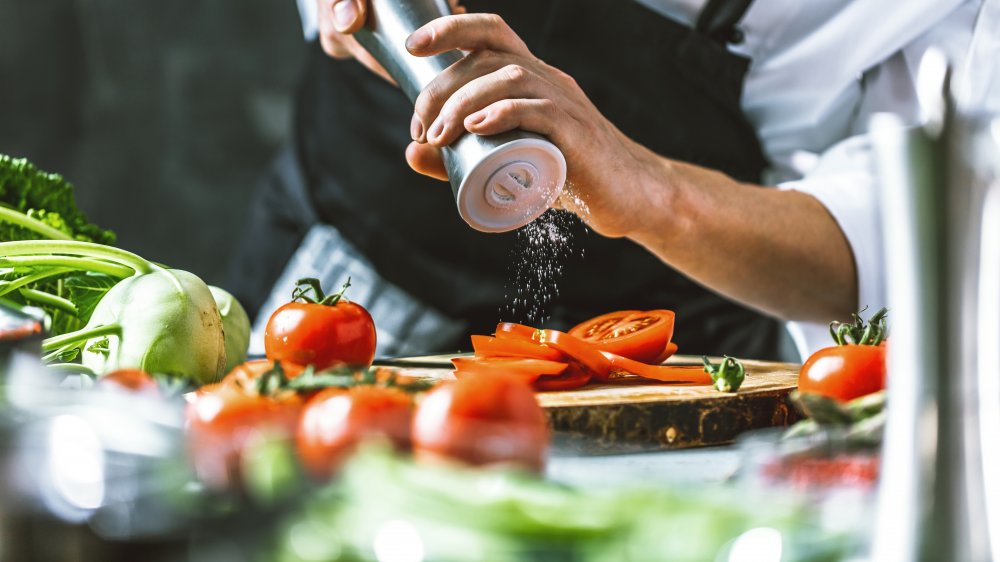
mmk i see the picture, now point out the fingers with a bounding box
[405,142,449,181]
[405,14,530,58]
[318,0,363,57]
[317,0,395,83]
[463,98,563,139]
[332,0,367,33]
[418,61,552,146]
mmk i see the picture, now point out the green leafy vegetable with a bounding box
[0,154,115,244]
[0,154,118,334]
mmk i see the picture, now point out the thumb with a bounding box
[332,0,367,33]
[406,142,449,182]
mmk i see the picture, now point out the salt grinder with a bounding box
[354,0,567,232]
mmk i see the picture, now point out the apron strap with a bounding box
[696,0,754,44]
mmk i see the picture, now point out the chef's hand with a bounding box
[405,14,657,239]
[316,0,464,85]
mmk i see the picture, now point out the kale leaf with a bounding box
[0,154,115,244]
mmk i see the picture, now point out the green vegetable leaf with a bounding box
[64,272,118,322]
[0,154,115,244]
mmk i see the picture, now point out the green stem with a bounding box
[19,288,78,316]
[0,206,74,241]
[47,363,98,378]
[0,268,71,298]
[0,240,152,275]
[0,255,133,278]
[42,323,120,352]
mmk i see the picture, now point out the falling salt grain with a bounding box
[501,207,585,324]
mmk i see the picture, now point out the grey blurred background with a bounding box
[0,0,307,286]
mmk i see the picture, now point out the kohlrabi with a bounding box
[2,240,229,384]
[210,285,250,373]
[0,156,243,383]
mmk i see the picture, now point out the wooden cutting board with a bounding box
[382,355,802,452]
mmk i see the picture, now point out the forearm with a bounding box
[625,152,858,323]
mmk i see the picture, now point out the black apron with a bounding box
[229,0,782,359]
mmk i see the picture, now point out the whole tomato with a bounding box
[799,307,890,402]
[799,344,886,402]
[97,368,160,396]
[296,386,413,480]
[264,278,376,370]
[412,374,549,471]
[186,381,303,489]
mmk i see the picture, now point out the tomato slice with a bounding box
[451,356,568,384]
[569,310,675,364]
[533,365,591,391]
[495,322,541,341]
[651,342,679,364]
[602,351,712,384]
[536,329,612,381]
[471,335,565,362]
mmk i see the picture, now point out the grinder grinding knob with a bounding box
[353,0,567,232]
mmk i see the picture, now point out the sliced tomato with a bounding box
[452,356,568,384]
[569,310,675,364]
[536,329,612,381]
[495,322,540,341]
[533,365,591,391]
[652,342,679,364]
[471,334,565,362]
[602,352,712,384]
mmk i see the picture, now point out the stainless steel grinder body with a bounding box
[353,0,567,232]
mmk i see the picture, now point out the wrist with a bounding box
[620,144,687,243]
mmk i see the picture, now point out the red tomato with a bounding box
[569,310,675,364]
[536,329,612,381]
[533,365,591,391]
[264,300,376,370]
[98,369,159,396]
[186,383,303,489]
[471,334,565,362]
[296,386,413,481]
[451,356,568,383]
[412,374,549,471]
[799,344,886,402]
[221,359,306,390]
[601,352,712,384]
[652,342,679,364]
[495,322,540,341]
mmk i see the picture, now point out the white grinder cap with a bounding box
[456,138,567,232]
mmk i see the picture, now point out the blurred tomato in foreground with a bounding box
[97,368,160,396]
[186,383,303,489]
[296,386,414,481]
[412,374,550,471]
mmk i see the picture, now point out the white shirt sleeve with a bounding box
[778,135,884,359]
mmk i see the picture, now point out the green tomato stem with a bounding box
[42,323,121,353]
[19,288,78,316]
[0,206,74,241]
[0,240,152,275]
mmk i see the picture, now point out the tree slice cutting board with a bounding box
[381,355,802,452]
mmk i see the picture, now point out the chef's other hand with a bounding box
[317,0,465,85]
[405,14,655,238]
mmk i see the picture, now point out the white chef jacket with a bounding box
[296,0,999,359]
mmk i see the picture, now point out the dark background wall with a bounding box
[0,0,307,286]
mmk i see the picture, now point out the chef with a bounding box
[228,0,996,359]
